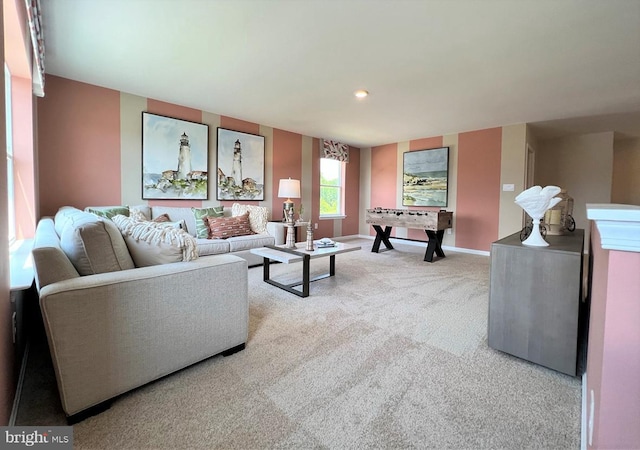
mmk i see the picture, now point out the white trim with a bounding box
[320,215,346,220]
[581,371,587,450]
[586,204,640,253]
[9,239,34,291]
[9,341,29,426]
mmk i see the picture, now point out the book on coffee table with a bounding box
[316,239,336,248]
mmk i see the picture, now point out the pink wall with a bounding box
[272,128,302,217]
[36,75,507,253]
[410,137,443,152]
[37,76,121,216]
[36,77,360,240]
[406,136,444,241]
[312,138,331,239]
[343,146,361,236]
[456,128,502,251]
[370,143,398,237]
[587,224,640,449]
[367,128,503,251]
[4,0,30,78]
[220,116,259,136]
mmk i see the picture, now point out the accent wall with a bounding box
[37,75,361,239]
[362,124,527,252]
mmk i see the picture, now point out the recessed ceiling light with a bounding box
[354,89,369,98]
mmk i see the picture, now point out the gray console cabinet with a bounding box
[488,229,584,376]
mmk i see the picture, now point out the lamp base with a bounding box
[283,201,294,222]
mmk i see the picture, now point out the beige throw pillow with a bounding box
[59,214,135,275]
[231,203,269,234]
[113,215,198,267]
[129,207,149,221]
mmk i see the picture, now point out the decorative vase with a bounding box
[305,222,314,251]
[515,185,563,247]
[285,224,296,248]
[522,217,548,247]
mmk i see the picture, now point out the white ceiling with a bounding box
[41,0,640,148]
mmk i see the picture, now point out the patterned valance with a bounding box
[322,139,349,162]
[26,0,45,96]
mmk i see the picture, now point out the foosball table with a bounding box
[365,208,453,262]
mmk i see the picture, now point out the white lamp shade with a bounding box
[278,178,301,199]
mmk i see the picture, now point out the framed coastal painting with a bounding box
[216,127,265,200]
[402,147,449,207]
[141,112,209,199]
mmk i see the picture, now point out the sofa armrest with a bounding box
[39,254,248,416]
[266,221,286,245]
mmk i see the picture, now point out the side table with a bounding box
[270,221,307,242]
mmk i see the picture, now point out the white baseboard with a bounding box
[581,372,587,450]
[349,234,490,256]
[9,340,30,426]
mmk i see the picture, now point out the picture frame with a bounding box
[216,127,265,200]
[402,147,449,207]
[141,112,209,200]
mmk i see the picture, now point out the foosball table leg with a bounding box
[372,225,394,253]
[424,230,446,262]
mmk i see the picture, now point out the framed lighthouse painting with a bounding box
[141,112,209,200]
[216,127,265,200]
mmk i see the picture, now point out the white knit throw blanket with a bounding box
[113,215,199,262]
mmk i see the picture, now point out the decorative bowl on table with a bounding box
[515,185,563,247]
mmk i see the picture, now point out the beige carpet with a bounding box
[16,238,581,449]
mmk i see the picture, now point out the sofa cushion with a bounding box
[192,206,224,238]
[54,206,89,237]
[113,215,199,267]
[86,206,130,220]
[227,233,275,252]
[59,210,135,275]
[195,238,231,256]
[32,218,81,289]
[205,212,254,239]
[231,203,269,234]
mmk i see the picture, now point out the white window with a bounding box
[319,158,345,217]
[5,64,15,244]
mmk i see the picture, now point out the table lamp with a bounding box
[278,178,301,222]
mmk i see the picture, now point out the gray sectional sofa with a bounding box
[31,204,279,422]
[89,204,286,266]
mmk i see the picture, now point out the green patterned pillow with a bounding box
[86,206,130,220]
[191,206,224,238]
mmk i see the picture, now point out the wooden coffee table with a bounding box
[250,242,361,297]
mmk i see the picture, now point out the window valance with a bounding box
[322,139,349,163]
[26,0,45,97]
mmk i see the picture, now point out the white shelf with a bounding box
[586,204,640,253]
